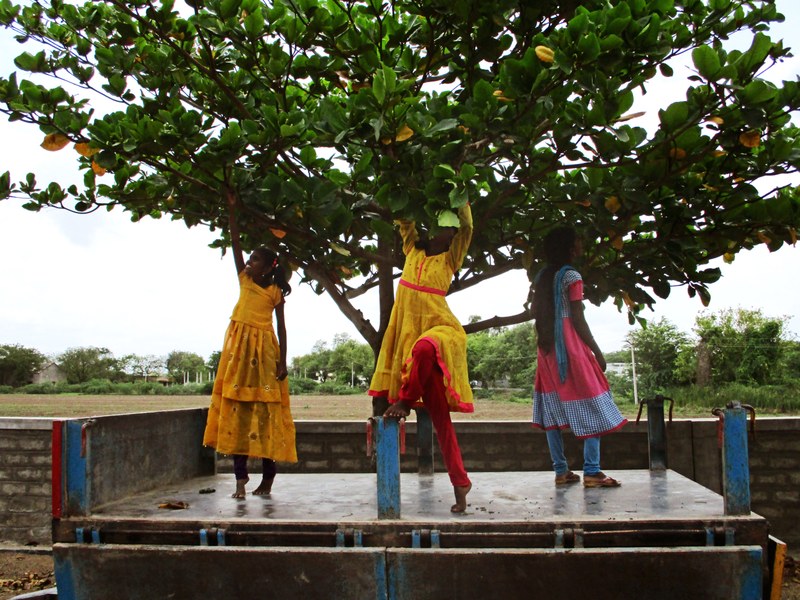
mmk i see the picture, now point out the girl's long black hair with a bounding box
[533,226,576,352]
[251,247,292,297]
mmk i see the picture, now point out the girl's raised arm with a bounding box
[447,204,473,271]
[226,189,246,275]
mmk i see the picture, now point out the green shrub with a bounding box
[472,387,492,400]
[0,385,13,394]
[659,382,800,414]
[80,379,116,394]
[316,382,363,395]
[132,382,164,395]
[17,382,62,394]
[289,377,320,394]
[607,372,635,404]
[114,382,137,395]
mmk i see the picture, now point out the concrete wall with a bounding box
[0,418,53,545]
[2,415,798,548]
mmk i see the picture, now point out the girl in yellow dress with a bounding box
[203,200,297,499]
[369,205,474,512]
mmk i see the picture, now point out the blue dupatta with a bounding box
[552,265,574,383]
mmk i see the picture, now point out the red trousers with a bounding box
[398,339,470,487]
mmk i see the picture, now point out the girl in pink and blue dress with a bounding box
[531,226,627,488]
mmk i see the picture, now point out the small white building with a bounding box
[32,362,67,385]
[606,362,632,378]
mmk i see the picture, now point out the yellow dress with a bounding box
[203,273,297,462]
[368,205,474,413]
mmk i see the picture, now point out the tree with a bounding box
[778,338,800,383]
[467,322,536,388]
[626,317,689,395]
[58,346,120,383]
[326,333,373,385]
[1,0,799,364]
[466,329,501,388]
[694,307,784,385]
[0,343,46,387]
[207,350,222,376]
[120,353,166,381]
[166,350,207,383]
[292,340,333,381]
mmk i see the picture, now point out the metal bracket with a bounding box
[553,528,584,549]
[335,527,363,547]
[411,529,441,549]
[199,527,226,546]
[75,527,100,543]
[705,526,736,546]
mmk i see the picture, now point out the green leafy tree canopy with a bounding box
[58,345,120,383]
[694,307,784,384]
[166,350,207,382]
[626,316,689,394]
[1,0,799,354]
[0,343,47,387]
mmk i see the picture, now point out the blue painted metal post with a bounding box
[721,402,751,516]
[375,416,401,519]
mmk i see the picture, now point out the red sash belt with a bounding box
[399,278,447,296]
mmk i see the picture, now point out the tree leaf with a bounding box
[437,210,459,228]
[692,45,721,80]
[41,133,70,151]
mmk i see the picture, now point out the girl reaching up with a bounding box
[203,195,297,498]
[369,205,475,513]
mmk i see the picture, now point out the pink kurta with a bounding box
[532,270,627,438]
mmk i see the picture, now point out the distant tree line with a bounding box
[0,345,215,388]
[4,307,798,410]
[622,308,800,405]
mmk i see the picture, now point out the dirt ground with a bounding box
[0,550,54,600]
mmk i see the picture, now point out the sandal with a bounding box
[583,472,621,488]
[555,471,581,485]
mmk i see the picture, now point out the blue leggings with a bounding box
[545,429,601,476]
[233,455,277,480]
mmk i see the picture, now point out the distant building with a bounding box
[606,362,632,378]
[32,362,66,385]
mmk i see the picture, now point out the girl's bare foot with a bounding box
[253,476,275,496]
[232,477,249,499]
[383,401,412,419]
[451,482,472,513]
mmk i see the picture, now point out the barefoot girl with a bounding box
[531,226,626,488]
[203,196,297,498]
[368,205,474,513]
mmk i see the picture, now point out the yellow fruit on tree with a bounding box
[604,195,621,213]
[535,45,554,63]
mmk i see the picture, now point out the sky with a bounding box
[1,2,799,365]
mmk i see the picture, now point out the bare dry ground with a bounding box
[0,393,534,420]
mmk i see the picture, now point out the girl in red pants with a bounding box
[369,205,474,512]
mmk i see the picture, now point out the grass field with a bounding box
[0,393,534,420]
[1,392,796,421]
